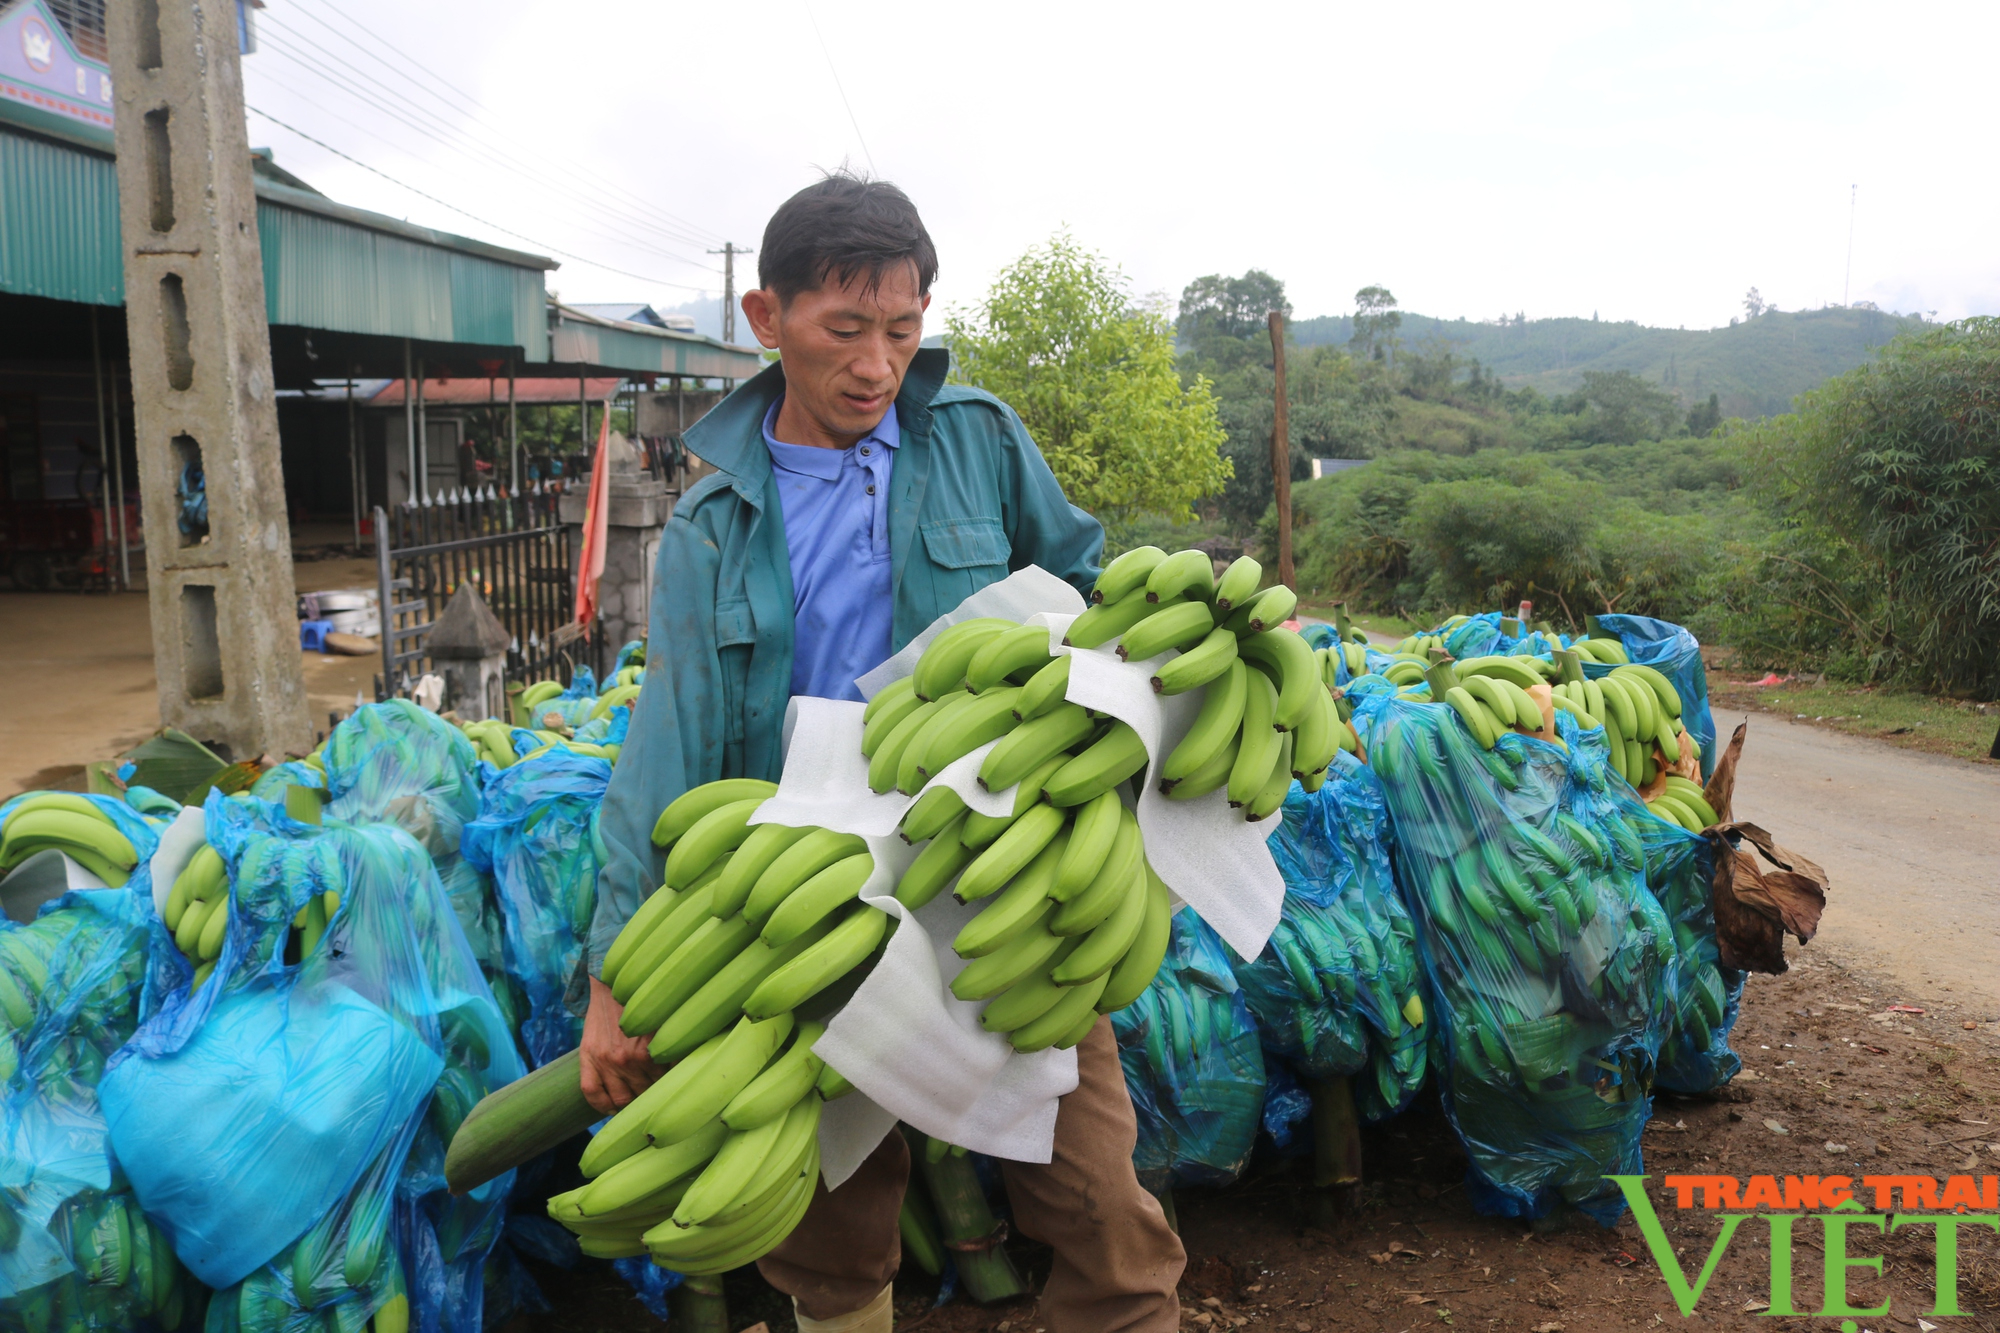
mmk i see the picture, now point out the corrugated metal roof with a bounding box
[0,105,553,357]
[544,302,764,380]
[370,376,621,406]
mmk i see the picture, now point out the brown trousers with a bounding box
[758,1016,1186,1331]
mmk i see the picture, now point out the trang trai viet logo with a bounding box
[1610,1173,2000,1322]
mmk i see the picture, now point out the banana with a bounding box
[1144,548,1215,603]
[760,852,875,947]
[1616,667,1657,740]
[519,680,564,709]
[581,1031,731,1176]
[610,879,713,1004]
[661,798,765,890]
[197,896,230,960]
[816,1063,856,1100]
[1161,659,1248,786]
[675,1092,821,1227]
[1007,971,1110,1052]
[163,867,196,934]
[1655,713,1683,764]
[710,823,815,918]
[1498,678,1546,732]
[1581,677,1607,721]
[1617,663,1681,717]
[954,804,1066,902]
[1288,686,1339,779]
[979,702,1094,791]
[1096,868,1173,1012]
[905,687,1024,790]
[1065,591,1184,650]
[1117,600,1216,662]
[868,696,954,793]
[1244,733,1294,821]
[912,619,1015,700]
[1238,628,1318,731]
[1662,776,1719,827]
[618,913,760,1036]
[954,834,1065,957]
[1649,793,1703,833]
[977,939,1081,1032]
[1052,788,1123,900]
[894,691,980,794]
[1456,657,1542,690]
[1053,807,1141,934]
[649,925,833,1061]
[174,895,215,957]
[1164,730,1238,800]
[966,625,1052,692]
[343,1180,393,1289]
[1043,722,1148,806]
[1460,674,1515,727]
[900,786,968,844]
[644,1013,794,1146]
[1240,584,1297,632]
[1092,546,1166,604]
[1210,555,1262,613]
[745,828,870,924]
[1015,653,1074,720]
[949,916,1069,1001]
[862,674,916,726]
[722,1022,826,1130]
[1050,851,1147,985]
[895,811,975,910]
[0,809,138,869]
[1595,672,1640,739]
[742,904,890,1018]
[652,780,779,848]
[4,792,104,821]
[1227,669,1283,804]
[860,686,928,758]
[1149,627,1239,696]
[578,1119,729,1215]
[962,754,1068,847]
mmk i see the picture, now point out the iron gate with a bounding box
[372,487,599,702]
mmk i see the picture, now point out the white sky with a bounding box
[240,0,1999,336]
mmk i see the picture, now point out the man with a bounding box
[585,176,1184,1332]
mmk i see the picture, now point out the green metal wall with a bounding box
[0,123,122,306]
[0,123,548,358]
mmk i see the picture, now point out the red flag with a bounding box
[572,407,612,630]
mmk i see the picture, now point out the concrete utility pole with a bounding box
[1268,310,1294,591]
[108,0,312,759]
[709,242,753,344]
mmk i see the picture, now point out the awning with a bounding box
[540,302,765,381]
[369,376,623,407]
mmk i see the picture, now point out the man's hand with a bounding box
[579,975,659,1115]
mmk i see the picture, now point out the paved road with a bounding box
[1722,708,2000,1011]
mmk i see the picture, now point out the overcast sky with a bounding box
[239,1,1998,340]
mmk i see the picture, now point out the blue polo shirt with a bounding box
[762,399,899,701]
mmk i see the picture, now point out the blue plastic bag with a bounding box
[460,749,610,1067]
[1113,911,1265,1191]
[1356,694,1672,1225]
[0,883,199,1328]
[1588,614,1716,782]
[1634,813,1742,1094]
[1234,758,1427,1122]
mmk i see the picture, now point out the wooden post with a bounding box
[1268,310,1294,590]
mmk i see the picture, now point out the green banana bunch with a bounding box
[162,840,232,979]
[0,796,138,886]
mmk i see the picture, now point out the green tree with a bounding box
[948,235,1231,522]
[1579,369,1682,444]
[1350,286,1403,363]
[1732,317,2000,694]
[1176,270,1290,345]
[1685,392,1722,437]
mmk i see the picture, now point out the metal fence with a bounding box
[372,486,597,702]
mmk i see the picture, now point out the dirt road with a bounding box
[1722,707,2000,1013]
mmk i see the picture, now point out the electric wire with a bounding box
[250,25,724,271]
[244,105,720,292]
[801,0,877,176]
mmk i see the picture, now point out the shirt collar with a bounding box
[762,399,900,480]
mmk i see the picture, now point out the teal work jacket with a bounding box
[588,349,1103,976]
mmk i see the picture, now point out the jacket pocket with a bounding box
[920,517,1010,572]
[715,596,756,745]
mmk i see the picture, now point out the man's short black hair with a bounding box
[758,174,938,304]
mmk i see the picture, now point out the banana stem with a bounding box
[906,1127,1028,1303]
[1422,661,1461,697]
[506,683,528,729]
[1307,1075,1363,1189]
[1555,649,1585,686]
[670,1273,728,1333]
[1334,603,1353,642]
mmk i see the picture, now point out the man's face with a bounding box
[741,261,929,447]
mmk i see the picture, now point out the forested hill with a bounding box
[1288,305,1923,418]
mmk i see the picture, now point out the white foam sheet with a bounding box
[149,805,208,914]
[756,565,1284,1177]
